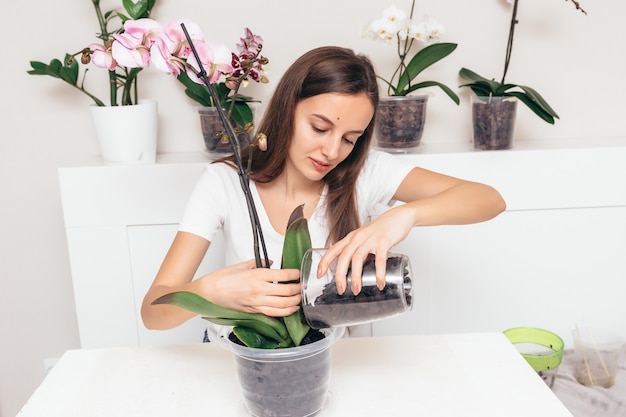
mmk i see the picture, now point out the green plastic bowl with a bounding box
[503,327,564,372]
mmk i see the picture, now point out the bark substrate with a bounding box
[375,97,427,150]
[199,110,248,154]
[303,253,412,328]
[303,280,410,328]
[229,329,330,417]
[472,99,516,150]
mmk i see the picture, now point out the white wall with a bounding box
[1,0,624,415]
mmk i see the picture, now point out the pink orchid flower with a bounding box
[150,36,188,76]
[186,40,234,84]
[232,28,266,82]
[163,19,205,58]
[237,28,263,55]
[150,19,205,76]
[88,42,117,70]
[111,18,161,68]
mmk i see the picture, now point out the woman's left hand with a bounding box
[317,204,416,295]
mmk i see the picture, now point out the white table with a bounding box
[17,333,573,417]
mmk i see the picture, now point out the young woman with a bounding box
[141,46,506,331]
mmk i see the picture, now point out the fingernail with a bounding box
[337,281,345,295]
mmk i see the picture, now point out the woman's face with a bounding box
[287,92,374,182]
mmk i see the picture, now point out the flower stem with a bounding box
[91,0,119,106]
[181,23,269,269]
[501,0,519,85]
[388,0,416,95]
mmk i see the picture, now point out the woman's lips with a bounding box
[310,158,331,172]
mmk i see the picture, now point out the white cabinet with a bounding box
[59,157,224,348]
[59,139,626,349]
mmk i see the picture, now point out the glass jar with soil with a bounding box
[301,249,414,329]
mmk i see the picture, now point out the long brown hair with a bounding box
[227,46,379,245]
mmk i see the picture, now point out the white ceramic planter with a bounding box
[89,100,158,164]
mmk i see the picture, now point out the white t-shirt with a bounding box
[179,149,415,267]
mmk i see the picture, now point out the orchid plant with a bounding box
[146,26,311,349]
[27,0,157,106]
[362,1,459,104]
[27,0,268,130]
[153,205,313,349]
[29,4,285,346]
[459,0,587,124]
[177,28,269,132]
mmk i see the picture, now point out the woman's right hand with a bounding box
[142,232,303,330]
[196,259,302,317]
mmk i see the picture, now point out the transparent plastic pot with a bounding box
[301,249,414,329]
[216,326,344,417]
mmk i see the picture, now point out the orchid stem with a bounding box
[181,23,269,269]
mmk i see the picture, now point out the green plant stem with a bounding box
[501,0,519,85]
[388,0,417,96]
[91,0,119,106]
[77,84,106,107]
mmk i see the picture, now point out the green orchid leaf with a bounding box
[517,85,559,118]
[123,0,148,20]
[60,58,80,86]
[495,83,517,96]
[459,81,496,97]
[281,205,312,270]
[205,318,291,346]
[177,73,254,128]
[507,92,556,124]
[153,291,255,319]
[396,43,457,95]
[27,60,58,76]
[233,326,281,349]
[459,67,559,124]
[281,204,312,346]
[152,291,290,343]
[459,67,491,83]
[28,56,79,86]
[404,81,460,105]
[178,71,216,107]
[229,101,254,128]
[459,68,504,95]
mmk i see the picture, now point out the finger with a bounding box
[349,253,364,296]
[265,282,301,297]
[268,268,301,283]
[234,259,260,270]
[252,293,302,314]
[375,251,388,290]
[333,253,351,296]
[258,304,301,317]
[317,240,347,278]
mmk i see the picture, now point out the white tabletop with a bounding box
[17,333,572,417]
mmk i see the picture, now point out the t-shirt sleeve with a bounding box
[178,164,230,242]
[356,150,415,222]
